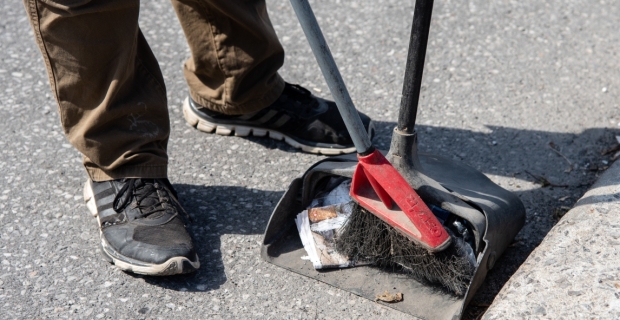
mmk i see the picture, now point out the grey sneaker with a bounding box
[83,178,200,276]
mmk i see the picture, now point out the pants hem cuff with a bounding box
[190,76,285,115]
[86,165,168,182]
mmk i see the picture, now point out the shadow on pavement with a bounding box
[136,185,283,292]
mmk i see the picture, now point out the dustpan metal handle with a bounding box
[289,0,373,154]
[397,0,434,134]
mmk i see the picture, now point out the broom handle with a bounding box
[397,0,434,134]
[289,0,374,155]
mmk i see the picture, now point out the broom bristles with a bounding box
[335,203,476,296]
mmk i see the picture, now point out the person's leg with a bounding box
[23,0,198,275]
[171,0,374,155]
[171,0,285,115]
[24,0,169,181]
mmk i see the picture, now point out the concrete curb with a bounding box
[483,160,620,318]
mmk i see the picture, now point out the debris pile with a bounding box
[295,178,365,269]
[296,177,478,295]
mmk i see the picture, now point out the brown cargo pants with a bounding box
[23,0,285,181]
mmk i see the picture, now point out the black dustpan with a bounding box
[262,150,525,319]
[261,0,526,318]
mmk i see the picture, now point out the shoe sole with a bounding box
[183,97,374,156]
[83,181,200,276]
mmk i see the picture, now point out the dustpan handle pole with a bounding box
[397,0,434,134]
[289,0,373,154]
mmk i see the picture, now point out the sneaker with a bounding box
[183,83,375,155]
[83,178,200,276]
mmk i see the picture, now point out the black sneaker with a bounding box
[183,83,375,155]
[83,178,200,276]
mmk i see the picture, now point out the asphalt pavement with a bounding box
[1,0,619,319]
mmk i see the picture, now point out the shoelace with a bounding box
[287,83,312,96]
[112,178,189,220]
[280,83,321,117]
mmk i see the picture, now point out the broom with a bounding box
[290,0,476,296]
[336,205,476,296]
